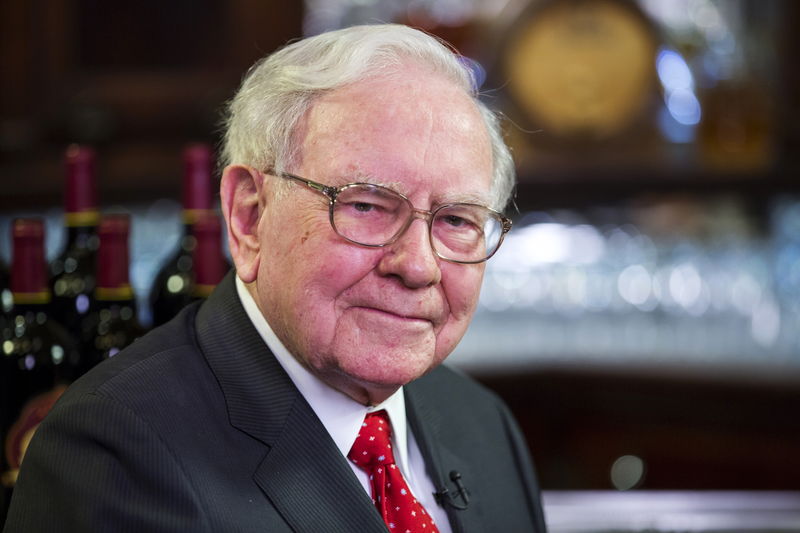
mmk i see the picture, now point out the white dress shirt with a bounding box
[235,277,452,532]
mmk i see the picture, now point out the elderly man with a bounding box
[5,25,546,532]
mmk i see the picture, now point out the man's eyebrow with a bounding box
[342,173,492,207]
[335,173,406,194]
[444,191,493,205]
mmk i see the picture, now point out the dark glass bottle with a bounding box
[1,219,79,515]
[149,144,221,326]
[81,214,144,373]
[49,145,100,342]
[0,259,11,314]
[191,211,227,300]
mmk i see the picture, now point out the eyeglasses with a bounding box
[272,172,512,264]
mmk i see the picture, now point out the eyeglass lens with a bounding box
[331,184,503,262]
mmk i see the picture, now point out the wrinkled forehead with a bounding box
[291,69,493,201]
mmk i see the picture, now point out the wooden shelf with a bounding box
[513,164,800,212]
[478,367,800,490]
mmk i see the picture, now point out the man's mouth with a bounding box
[352,306,432,325]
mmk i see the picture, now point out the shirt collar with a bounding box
[234,276,411,472]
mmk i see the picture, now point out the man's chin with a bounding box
[325,353,441,404]
[350,361,429,387]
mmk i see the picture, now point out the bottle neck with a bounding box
[193,217,226,293]
[181,209,215,227]
[10,291,51,306]
[180,222,197,250]
[9,301,51,318]
[95,215,132,301]
[64,144,98,217]
[64,210,100,229]
[63,223,99,249]
[182,143,214,213]
[95,286,135,303]
[11,220,50,304]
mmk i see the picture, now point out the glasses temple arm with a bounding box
[279,172,338,199]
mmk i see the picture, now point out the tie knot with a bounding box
[348,410,395,467]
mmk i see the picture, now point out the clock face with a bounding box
[504,0,658,139]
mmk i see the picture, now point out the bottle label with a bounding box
[2,385,67,487]
[65,210,100,228]
[95,285,134,301]
[11,291,51,305]
[182,208,215,225]
[192,283,216,299]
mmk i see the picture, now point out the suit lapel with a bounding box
[254,398,387,532]
[195,273,387,532]
[406,377,481,533]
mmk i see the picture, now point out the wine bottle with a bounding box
[191,211,227,299]
[49,145,99,342]
[149,143,221,326]
[0,258,11,314]
[81,214,144,373]
[1,219,79,514]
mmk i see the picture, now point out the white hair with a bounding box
[221,24,515,210]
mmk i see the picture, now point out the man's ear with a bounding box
[220,165,265,283]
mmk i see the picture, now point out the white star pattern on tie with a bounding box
[348,410,441,533]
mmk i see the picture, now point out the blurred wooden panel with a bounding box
[480,368,800,490]
[0,0,303,209]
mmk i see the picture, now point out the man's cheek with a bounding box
[317,247,376,282]
[446,274,483,318]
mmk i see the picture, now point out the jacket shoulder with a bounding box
[63,302,204,402]
[413,364,505,409]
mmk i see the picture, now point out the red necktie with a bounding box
[348,410,441,532]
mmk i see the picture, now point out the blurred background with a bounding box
[1,0,799,530]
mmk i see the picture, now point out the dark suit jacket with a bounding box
[5,273,547,532]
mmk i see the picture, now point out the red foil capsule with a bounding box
[64,145,99,226]
[95,214,133,300]
[192,212,226,297]
[11,218,49,303]
[182,143,215,223]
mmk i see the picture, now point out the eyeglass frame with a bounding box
[268,171,513,264]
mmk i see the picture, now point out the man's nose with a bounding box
[376,217,442,288]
